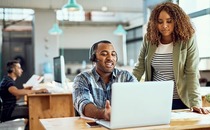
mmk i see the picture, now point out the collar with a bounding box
[91,67,117,82]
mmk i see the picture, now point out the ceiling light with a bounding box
[62,0,83,11]
[101,6,108,12]
[48,23,63,35]
[113,24,127,35]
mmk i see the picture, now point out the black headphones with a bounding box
[89,40,118,62]
[89,42,98,62]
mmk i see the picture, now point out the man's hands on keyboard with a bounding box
[35,88,49,94]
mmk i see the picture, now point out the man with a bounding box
[0,60,48,130]
[73,40,137,121]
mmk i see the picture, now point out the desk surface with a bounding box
[40,109,210,130]
[27,92,71,97]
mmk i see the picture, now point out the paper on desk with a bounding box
[23,74,43,88]
[171,111,206,119]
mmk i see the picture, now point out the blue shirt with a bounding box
[73,67,137,116]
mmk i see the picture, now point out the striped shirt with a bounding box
[73,67,137,116]
[151,42,179,99]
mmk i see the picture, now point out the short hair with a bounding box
[89,40,112,62]
[7,60,20,73]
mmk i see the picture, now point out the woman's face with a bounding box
[157,10,175,38]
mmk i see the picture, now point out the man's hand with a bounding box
[35,88,49,94]
[83,101,111,120]
[104,100,111,121]
[191,106,210,114]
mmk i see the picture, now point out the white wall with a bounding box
[59,25,124,64]
[33,10,125,75]
[60,26,121,48]
[34,9,59,75]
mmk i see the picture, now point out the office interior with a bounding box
[0,0,210,130]
[0,0,210,86]
[0,0,209,88]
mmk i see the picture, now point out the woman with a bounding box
[133,2,209,114]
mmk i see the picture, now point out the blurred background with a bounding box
[0,0,210,86]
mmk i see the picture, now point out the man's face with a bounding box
[95,43,117,75]
[13,63,23,77]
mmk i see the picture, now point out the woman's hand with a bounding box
[191,106,210,114]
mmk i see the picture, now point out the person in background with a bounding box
[0,60,48,130]
[73,40,137,120]
[133,2,209,114]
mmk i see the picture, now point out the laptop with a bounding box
[96,81,174,129]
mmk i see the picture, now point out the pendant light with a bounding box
[113,24,127,35]
[48,23,63,35]
[62,0,83,11]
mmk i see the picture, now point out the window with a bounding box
[0,8,34,21]
[179,0,210,14]
[180,0,210,70]
[179,0,210,58]
[126,26,143,65]
[192,15,210,57]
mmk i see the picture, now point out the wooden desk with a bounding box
[28,93,75,130]
[202,96,210,107]
[201,87,210,107]
[40,109,210,130]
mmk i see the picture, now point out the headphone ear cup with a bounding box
[91,54,96,62]
[89,52,96,62]
[89,46,94,62]
[89,54,93,61]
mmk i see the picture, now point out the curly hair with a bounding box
[146,2,195,45]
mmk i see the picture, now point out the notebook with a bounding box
[96,81,174,129]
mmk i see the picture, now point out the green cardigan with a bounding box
[133,34,202,108]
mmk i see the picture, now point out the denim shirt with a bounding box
[73,67,137,116]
